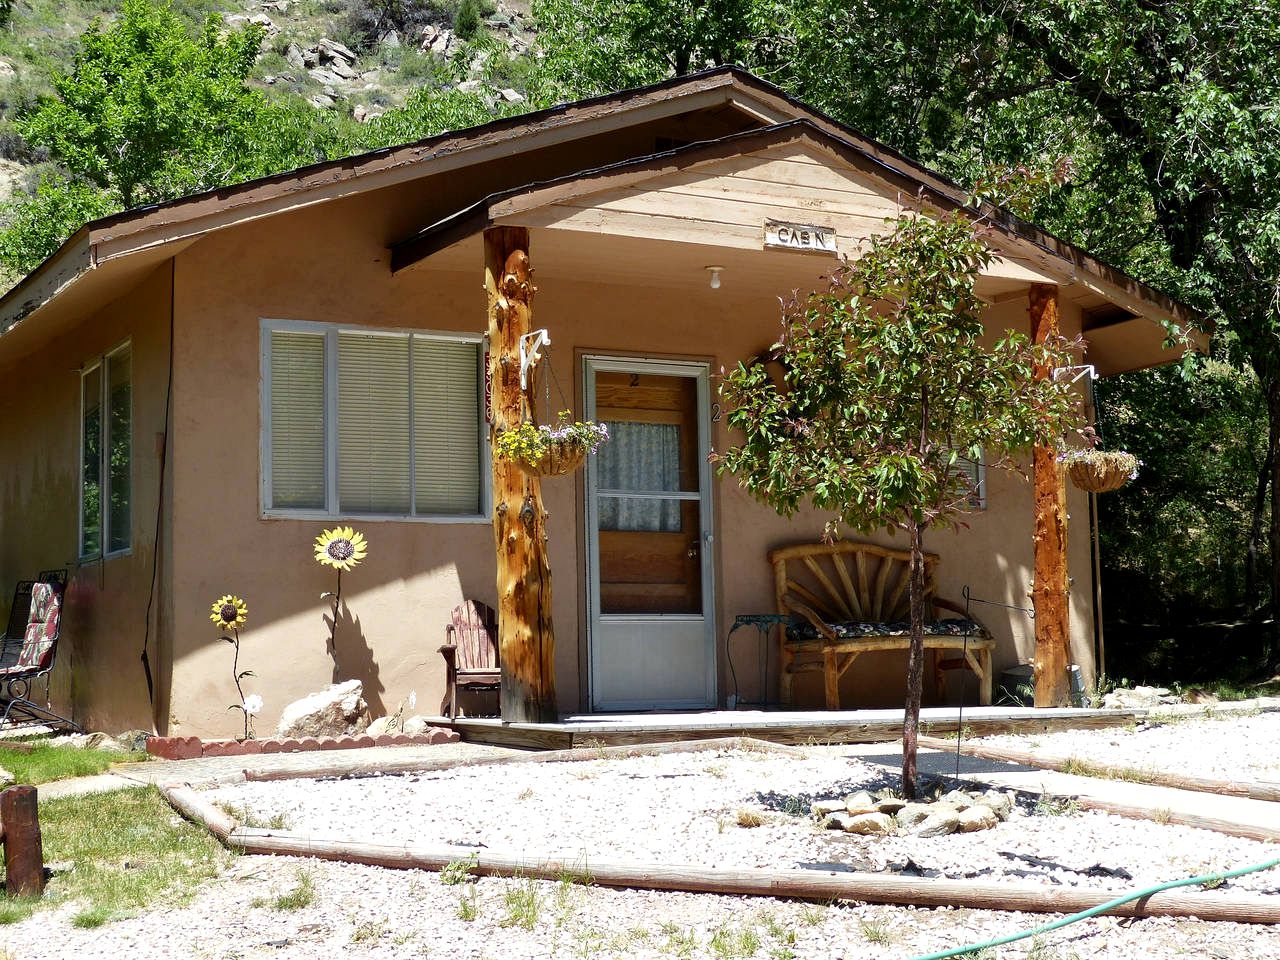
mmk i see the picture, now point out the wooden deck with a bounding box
[426,706,1137,750]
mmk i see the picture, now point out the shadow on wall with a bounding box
[327,602,385,718]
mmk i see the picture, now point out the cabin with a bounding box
[0,69,1199,737]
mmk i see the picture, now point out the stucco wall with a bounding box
[0,263,171,733]
[165,188,1098,737]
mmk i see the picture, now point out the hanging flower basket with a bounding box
[496,412,610,479]
[1060,449,1141,493]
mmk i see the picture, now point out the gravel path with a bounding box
[974,710,1280,783]
[205,747,1280,895]
[6,851,1278,960]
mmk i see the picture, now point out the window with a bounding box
[953,450,986,509]
[262,322,485,519]
[80,342,131,557]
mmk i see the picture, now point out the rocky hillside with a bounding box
[0,0,539,200]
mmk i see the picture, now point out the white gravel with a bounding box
[203,748,1280,895]
[975,710,1280,783]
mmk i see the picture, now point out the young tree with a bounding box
[718,209,1081,797]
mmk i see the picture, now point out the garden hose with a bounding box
[906,855,1280,960]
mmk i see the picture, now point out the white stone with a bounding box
[402,715,430,735]
[316,38,358,64]
[843,791,877,815]
[973,791,1014,821]
[366,716,393,737]
[382,30,401,48]
[810,799,845,819]
[910,810,961,837]
[498,87,524,103]
[285,43,306,70]
[276,680,369,737]
[309,68,346,86]
[0,766,13,786]
[895,802,933,827]
[939,790,973,811]
[248,13,279,35]
[0,60,15,80]
[842,812,894,835]
[957,805,999,832]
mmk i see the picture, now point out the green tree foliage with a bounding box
[718,211,1080,795]
[0,172,118,271]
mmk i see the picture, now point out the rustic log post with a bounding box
[1,785,44,898]
[484,226,558,723]
[1029,282,1071,707]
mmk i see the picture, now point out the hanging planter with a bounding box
[1060,448,1141,493]
[496,412,610,479]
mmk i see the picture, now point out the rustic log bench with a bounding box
[770,541,994,709]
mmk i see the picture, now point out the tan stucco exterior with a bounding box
[0,78,1180,737]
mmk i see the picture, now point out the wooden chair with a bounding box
[439,600,500,718]
[770,542,994,709]
[0,570,79,731]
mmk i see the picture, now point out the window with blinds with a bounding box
[264,323,484,518]
[952,450,987,508]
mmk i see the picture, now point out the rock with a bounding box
[276,680,369,737]
[0,766,13,786]
[842,812,894,835]
[876,797,907,815]
[0,60,14,80]
[956,805,999,832]
[421,25,457,56]
[116,729,151,752]
[820,812,854,831]
[973,791,1014,821]
[1101,685,1179,709]
[498,87,524,103]
[309,68,346,87]
[939,790,973,811]
[328,59,359,80]
[911,810,961,837]
[402,715,430,735]
[261,0,290,11]
[895,802,934,828]
[457,79,483,94]
[285,43,306,70]
[810,799,846,819]
[316,38,358,65]
[366,716,393,737]
[382,30,401,49]
[843,791,878,815]
[248,14,279,36]
[81,731,127,753]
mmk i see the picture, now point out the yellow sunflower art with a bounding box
[314,526,368,571]
[210,594,248,633]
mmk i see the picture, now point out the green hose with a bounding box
[906,855,1280,960]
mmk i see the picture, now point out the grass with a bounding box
[457,887,480,921]
[735,808,767,828]
[858,917,893,945]
[500,876,541,929]
[1033,795,1081,817]
[351,918,387,943]
[709,924,761,959]
[0,741,138,785]
[214,801,290,831]
[439,851,479,885]
[252,869,315,911]
[0,786,229,927]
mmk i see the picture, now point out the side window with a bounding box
[80,342,131,557]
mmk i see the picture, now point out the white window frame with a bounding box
[259,318,490,523]
[79,339,133,560]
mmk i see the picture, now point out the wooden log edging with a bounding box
[242,736,808,783]
[918,736,1280,803]
[158,783,1280,925]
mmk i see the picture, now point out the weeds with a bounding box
[858,917,893,944]
[216,801,290,831]
[736,808,767,828]
[440,851,479,885]
[1152,807,1174,825]
[260,870,315,911]
[710,924,761,958]
[501,877,541,929]
[350,918,386,943]
[799,904,826,926]
[457,888,480,921]
[1033,795,1081,817]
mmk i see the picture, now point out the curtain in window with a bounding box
[338,333,411,514]
[269,331,326,509]
[413,337,481,515]
[597,421,681,532]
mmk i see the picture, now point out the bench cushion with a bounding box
[787,618,986,643]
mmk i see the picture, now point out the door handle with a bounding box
[687,542,700,559]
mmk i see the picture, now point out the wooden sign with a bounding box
[764,220,837,254]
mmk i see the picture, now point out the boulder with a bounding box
[0,60,15,80]
[957,805,999,832]
[842,812,894,835]
[498,87,524,103]
[0,766,13,786]
[316,38,358,64]
[895,802,934,828]
[875,797,907,815]
[285,43,306,70]
[276,680,369,737]
[81,731,128,753]
[365,716,393,737]
[116,729,151,752]
[309,68,347,87]
[910,810,960,838]
[382,30,401,49]
[973,791,1014,821]
[1101,685,1178,709]
[811,799,846,819]
[402,715,431,735]
[843,791,877,815]
[939,790,973,811]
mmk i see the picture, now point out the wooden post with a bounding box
[1,786,44,898]
[1029,282,1071,707]
[484,226,558,723]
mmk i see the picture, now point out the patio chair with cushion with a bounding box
[0,569,79,731]
[438,600,500,718]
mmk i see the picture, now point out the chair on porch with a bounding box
[0,569,79,731]
[439,600,500,718]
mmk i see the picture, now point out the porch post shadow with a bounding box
[1029,281,1071,707]
[484,225,558,723]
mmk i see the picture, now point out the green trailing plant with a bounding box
[717,208,1083,798]
[494,410,609,475]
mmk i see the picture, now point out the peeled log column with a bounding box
[485,226,557,723]
[1029,282,1070,707]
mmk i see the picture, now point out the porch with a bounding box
[427,705,1136,749]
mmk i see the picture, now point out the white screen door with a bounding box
[584,358,716,710]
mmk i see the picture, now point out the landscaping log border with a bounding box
[918,735,1280,803]
[160,784,1280,925]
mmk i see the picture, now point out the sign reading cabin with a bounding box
[764,219,837,255]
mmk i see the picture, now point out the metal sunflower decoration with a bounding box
[315,526,368,655]
[209,595,259,739]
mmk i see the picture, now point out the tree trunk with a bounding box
[1029,283,1071,707]
[901,521,927,800]
[1245,427,1273,607]
[1268,379,1280,668]
[484,226,558,723]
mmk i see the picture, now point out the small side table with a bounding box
[726,614,795,709]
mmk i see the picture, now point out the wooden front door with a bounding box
[584,357,715,710]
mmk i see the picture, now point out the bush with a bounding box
[453,0,483,39]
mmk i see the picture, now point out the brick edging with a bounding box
[146,727,460,760]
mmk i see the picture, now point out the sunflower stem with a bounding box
[327,568,342,657]
[229,628,250,740]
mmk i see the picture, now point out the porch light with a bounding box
[705,265,724,290]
